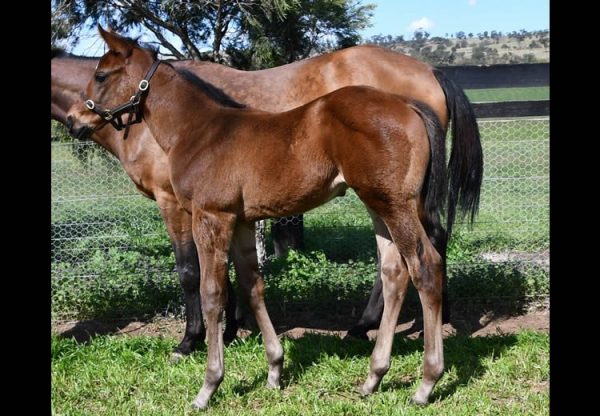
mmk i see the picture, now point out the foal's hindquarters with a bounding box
[188,91,445,409]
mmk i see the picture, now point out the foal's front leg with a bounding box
[190,210,237,410]
[231,222,283,388]
[157,197,238,363]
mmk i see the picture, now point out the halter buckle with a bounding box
[139,80,149,91]
[85,100,95,110]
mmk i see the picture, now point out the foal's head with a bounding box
[66,26,157,138]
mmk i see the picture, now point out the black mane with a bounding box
[51,47,68,59]
[175,68,246,109]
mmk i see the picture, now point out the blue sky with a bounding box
[362,0,549,39]
[71,0,549,56]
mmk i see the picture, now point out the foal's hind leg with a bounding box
[360,211,410,394]
[422,215,450,324]
[348,214,450,341]
[378,204,445,405]
[231,222,284,388]
[190,210,236,410]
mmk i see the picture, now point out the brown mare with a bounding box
[67,28,483,409]
[52,32,481,357]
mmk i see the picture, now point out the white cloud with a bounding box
[468,0,478,6]
[408,17,434,32]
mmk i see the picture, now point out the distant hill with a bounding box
[364,29,549,66]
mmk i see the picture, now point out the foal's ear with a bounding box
[98,25,133,58]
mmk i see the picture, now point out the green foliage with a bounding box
[264,249,375,303]
[52,247,181,320]
[51,120,71,142]
[229,0,375,69]
[52,218,180,320]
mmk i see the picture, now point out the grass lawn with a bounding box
[52,330,548,415]
[465,87,549,103]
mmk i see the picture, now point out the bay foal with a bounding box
[68,28,468,410]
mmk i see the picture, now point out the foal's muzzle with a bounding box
[67,115,93,140]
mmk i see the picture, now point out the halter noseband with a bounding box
[84,59,161,140]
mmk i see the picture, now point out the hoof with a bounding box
[169,351,185,365]
[191,399,208,411]
[409,396,428,406]
[266,380,281,390]
[358,383,374,397]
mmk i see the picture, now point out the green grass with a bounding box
[465,87,549,103]
[52,331,549,415]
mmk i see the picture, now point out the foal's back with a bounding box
[169,85,430,222]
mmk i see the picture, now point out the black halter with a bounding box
[84,59,161,140]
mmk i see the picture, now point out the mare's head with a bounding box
[51,48,98,125]
[66,26,157,139]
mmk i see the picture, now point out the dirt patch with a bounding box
[52,308,548,343]
[479,250,549,269]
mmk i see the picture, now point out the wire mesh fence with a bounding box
[51,117,549,321]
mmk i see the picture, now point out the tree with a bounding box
[455,31,466,40]
[228,0,374,68]
[51,1,84,47]
[51,0,373,66]
[471,44,486,63]
[413,30,430,41]
[51,0,295,61]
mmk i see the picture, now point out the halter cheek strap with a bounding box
[84,59,161,140]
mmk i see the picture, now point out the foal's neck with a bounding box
[142,64,228,155]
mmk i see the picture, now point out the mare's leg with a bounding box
[191,210,237,410]
[158,197,238,361]
[360,211,410,394]
[231,222,284,388]
[347,245,384,339]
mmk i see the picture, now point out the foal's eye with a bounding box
[95,72,108,83]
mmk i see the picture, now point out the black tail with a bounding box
[408,100,447,227]
[433,68,483,238]
[409,100,451,324]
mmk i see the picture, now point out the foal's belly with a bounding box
[242,172,348,221]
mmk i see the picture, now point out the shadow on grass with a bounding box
[55,317,153,344]
[280,331,519,400]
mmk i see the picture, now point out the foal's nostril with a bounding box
[66,115,73,132]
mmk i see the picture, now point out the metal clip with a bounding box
[139,80,149,91]
[85,100,95,110]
